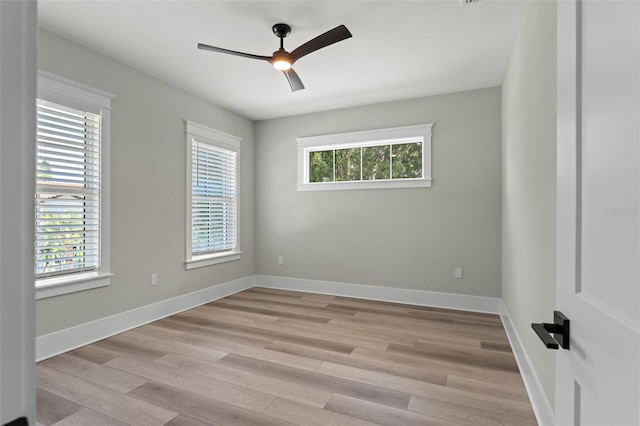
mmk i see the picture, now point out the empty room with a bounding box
[0,1,638,425]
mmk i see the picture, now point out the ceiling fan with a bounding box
[197,23,352,92]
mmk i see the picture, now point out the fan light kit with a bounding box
[198,23,352,92]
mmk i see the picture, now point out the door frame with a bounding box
[0,1,37,424]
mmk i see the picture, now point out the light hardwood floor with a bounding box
[37,287,537,426]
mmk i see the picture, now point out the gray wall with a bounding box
[36,30,255,336]
[255,88,502,297]
[501,0,557,408]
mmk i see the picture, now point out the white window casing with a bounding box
[297,123,433,191]
[185,121,241,269]
[35,71,113,299]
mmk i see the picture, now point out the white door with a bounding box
[555,0,639,425]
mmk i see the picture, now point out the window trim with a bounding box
[297,124,433,191]
[185,120,242,270]
[35,70,114,299]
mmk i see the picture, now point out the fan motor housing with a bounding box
[272,23,291,38]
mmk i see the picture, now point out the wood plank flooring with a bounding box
[37,287,537,426]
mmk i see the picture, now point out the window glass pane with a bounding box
[309,150,334,182]
[391,142,422,179]
[192,199,235,254]
[192,142,235,198]
[335,148,361,181]
[362,145,391,180]
[35,193,99,276]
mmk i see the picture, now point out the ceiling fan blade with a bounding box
[290,25,352,63]
[282,68,305,92]
[197,43,271,62]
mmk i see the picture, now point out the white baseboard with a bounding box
[501,302,555,426]
[256,275,501,314]
[36,275,256,361]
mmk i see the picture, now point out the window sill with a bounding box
[297,178,432,192]
[36,271,112,300]
[186,251,242,270]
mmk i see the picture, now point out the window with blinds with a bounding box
[191,139,237,256]
[186,121,241,269]
[35,99,100,278]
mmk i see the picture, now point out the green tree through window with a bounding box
[308,141,422,183]
[363,145,390,180]
[309,150,333,182]
[392,142,422,179]
[335,148,360,181]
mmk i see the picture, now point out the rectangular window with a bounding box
[186,121,241,269]
[308,142,423,183]
[36,100,100,277]
[35,70,113,299]
[297,124,433,191]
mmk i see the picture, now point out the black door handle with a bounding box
[531,311,570,350]
[532,323,560,349]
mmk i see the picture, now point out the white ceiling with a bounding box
[38,0,525,121]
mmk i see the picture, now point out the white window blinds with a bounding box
[35,99,100,278]
[191,139,237,255]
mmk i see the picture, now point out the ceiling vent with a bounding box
[462,0,482,5]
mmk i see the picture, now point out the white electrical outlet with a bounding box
[278,256,284,265]
[150,273,158,286]
[454,268,463,279]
